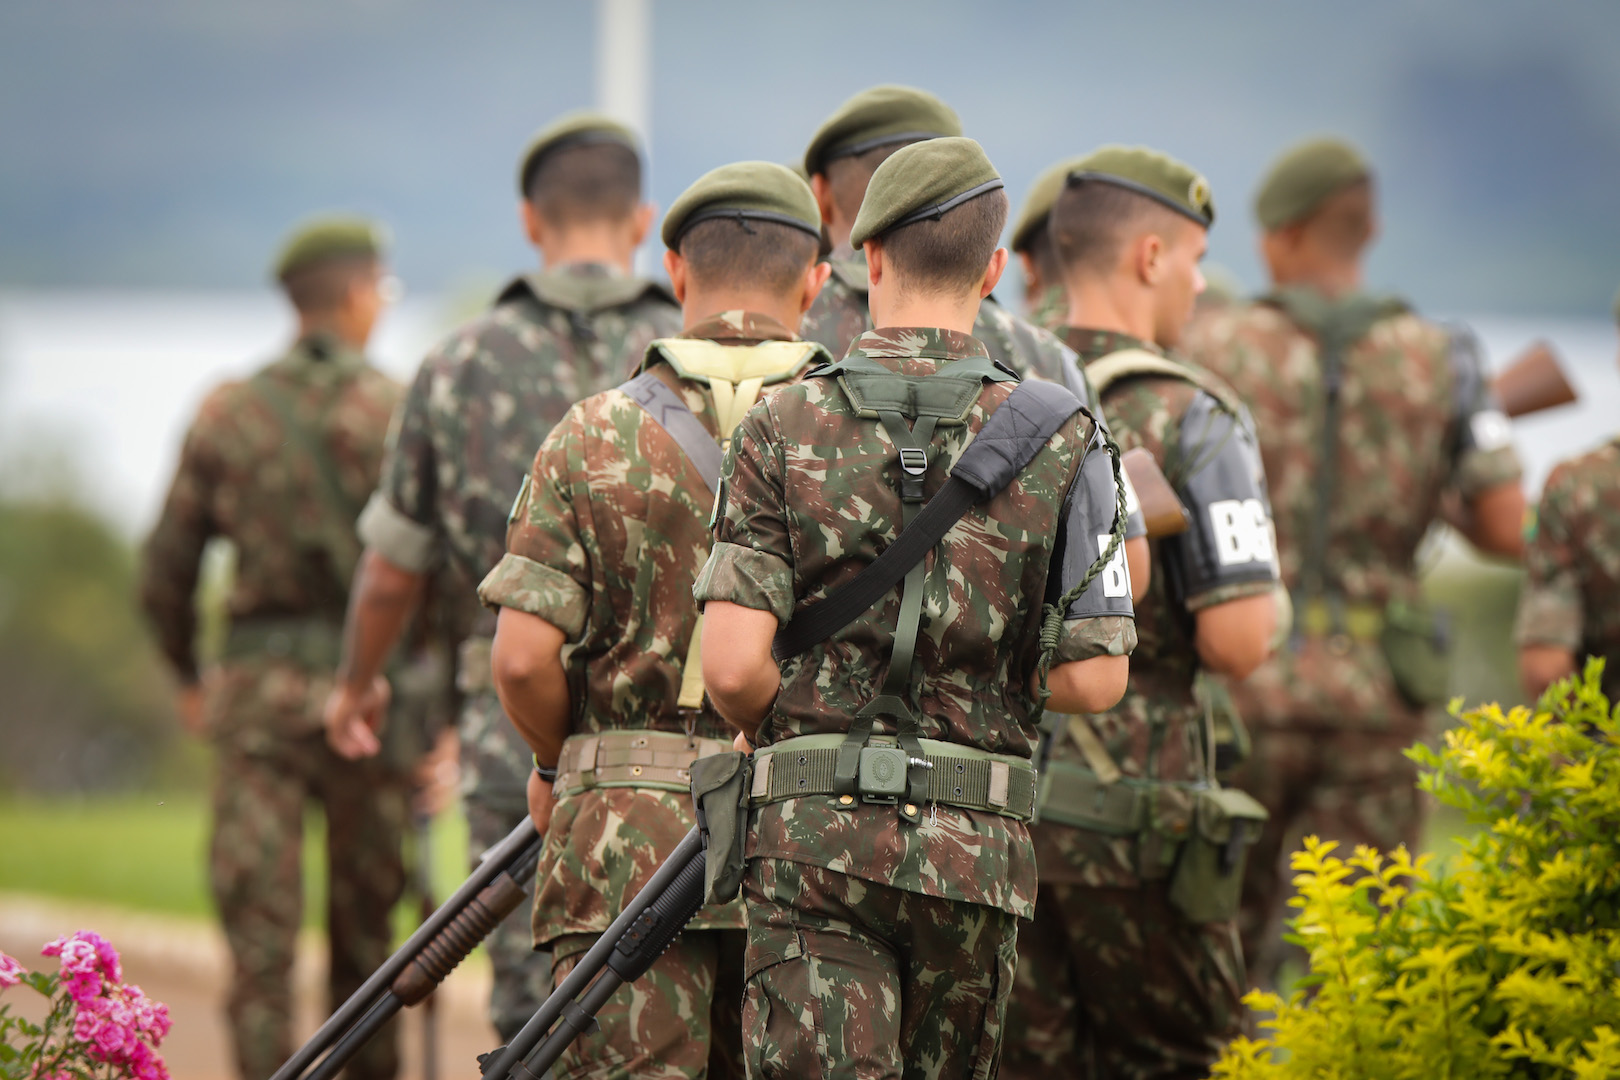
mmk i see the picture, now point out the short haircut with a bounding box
[1024,223,1065,291]
[281,254,377,315]
[678,218,820,296]
[1050,180,1186,278]
[876,188,1008,296]
[526,142,642,226]
[1300,178,1374,261]
[821,137,929,223]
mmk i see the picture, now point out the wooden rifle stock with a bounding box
[1492,340,1577,419]
[1122,447,1189,539]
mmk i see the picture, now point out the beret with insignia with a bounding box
[1065,145,1215,228]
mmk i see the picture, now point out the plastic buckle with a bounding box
[898,447,928,476]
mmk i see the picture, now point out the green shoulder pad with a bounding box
[1085,348,1248,420]
[813,353,1016,425]
[502,271,675,315]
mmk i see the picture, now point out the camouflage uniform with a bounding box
[1003,330,1278,1080]
[1028,285,1067,335]
[477,311,800,1080]
[357,264,679,1037]
[801,248,1083,388]
[1516,438,1620,700]
[139,334,406,1080]
[694,327,1136,1080]
[1181,293,1523,985]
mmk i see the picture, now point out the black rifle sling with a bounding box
[771,377,1082,662]
[620,372,723,494]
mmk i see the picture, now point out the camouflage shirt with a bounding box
[1028,284,1067,335]
[1516,437,1620,699]
[1182,294,1522,727]
[476,311,803,942]
[1036,329,1278,887]
[801,247,1089,393]
[141,334,401,684]
[694,326,1137,919]
[358,263,680,802]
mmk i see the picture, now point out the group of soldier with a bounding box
[135,82,1619,1080]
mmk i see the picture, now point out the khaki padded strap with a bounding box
[1084,349,1250,420]
[1064,714,1123,784]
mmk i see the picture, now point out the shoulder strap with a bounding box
[771,378,1082,661]
[1085,348,1249,419]
[250,369,364,580]
[619,372,723,495]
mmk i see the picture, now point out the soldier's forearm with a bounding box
[700,601,781,736]
[490,606,572,764]
[337,548,427,688]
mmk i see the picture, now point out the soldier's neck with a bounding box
[297,317,367,353]
[1268,262,1362,301]
[1064,279,1155,345]
[681,291,804,336]
[538,225,637,277]
[870,291,982,337]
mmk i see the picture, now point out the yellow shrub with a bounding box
[1212,659,1620,1080]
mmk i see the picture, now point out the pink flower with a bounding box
[0,951,24,989]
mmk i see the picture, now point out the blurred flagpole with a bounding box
[597,0,653,275]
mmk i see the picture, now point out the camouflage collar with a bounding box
[682,310,799,345]
[848,326,991,364]
[1261,287,1409,348]
[280,332,368,379]
[828,247,871,294]
[1059,327,1163,365]
[498,262,676,314]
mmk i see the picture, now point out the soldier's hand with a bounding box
[411,727,461,817]
[177,684,207,738]
[325,676,390,760]
[527,766,557,837]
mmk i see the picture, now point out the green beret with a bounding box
[662,161,824,251]
[517,111,640,195]
[1011,155,1088,253]
[849,137,1003,249]
[1253,137,1369,230]
[1065,145,1215,227]
[273,216,386,281]
[803,84,961,178]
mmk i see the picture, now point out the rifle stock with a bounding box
[269,816,543,1080]
[1492,340,1577,419]
[1122,447,1189,539]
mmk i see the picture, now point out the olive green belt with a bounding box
[1297,598,1383,641]
[222,615,343,667]
[1037,758,1205,836]
[553,730,732,798]
[749,733,1037,821]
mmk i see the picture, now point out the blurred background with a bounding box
[1,0,1616,1075]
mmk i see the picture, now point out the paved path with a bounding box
[0,892,500,1080]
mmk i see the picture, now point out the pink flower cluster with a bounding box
[0,950,25,989]
[39,931,171,1080]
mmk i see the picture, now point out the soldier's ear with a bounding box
[800,260,833,315]
[810,173,837,228]
[664,249,688,304]
[520,200,545,249]
[980,247,1009,300]
[631,203,656,249]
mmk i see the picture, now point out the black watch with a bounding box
[532,755,558,784]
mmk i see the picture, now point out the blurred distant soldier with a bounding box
[1001,147,1279,1080]
[1181,137,1526,987]
[322,113,680,1040]
[1516,289,1620,701]
[1008,155,1086,333]
[480,161,832,1080]
[139,218,406,1080]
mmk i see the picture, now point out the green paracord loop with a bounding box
[1035,426,1128,709]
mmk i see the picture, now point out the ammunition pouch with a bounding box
[222,615,344,670]
[1379,598,1452,708]
[690,751,752,905]
[552,730,732,798]
[1167,786,1269,924]
[749,733,1037,821]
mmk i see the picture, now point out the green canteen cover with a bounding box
[272,216,386,281]
[849,137,1003,249]
[1066,144,1215,227]
[802,84,962,177]
[1011,155,1088,253]
[516,110,641,195]
[661,160,824,250]
[1253,136,1370,230]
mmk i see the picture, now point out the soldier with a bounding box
[801,86,1151,599]
[1001,147,1280,1080]
[1516,289,1620,701]
[322,112,681,1040]
[1008,155,1087,333]
[478,161,833,1080]
[139,218,406,1080]
[696,137,1137,1080]
[1181,136,1526,987]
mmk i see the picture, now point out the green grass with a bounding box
[0,793,474,935]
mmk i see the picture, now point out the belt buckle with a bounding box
[857,746,908,804]
[898,447,928,476]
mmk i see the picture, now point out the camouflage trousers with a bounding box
[1000,881,1245,1080]
[545,930,745,1080]
[209,722,407,1080]
[464,799,553,1042]
[1229,721,1425,988]
[742,857,1019,1080]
